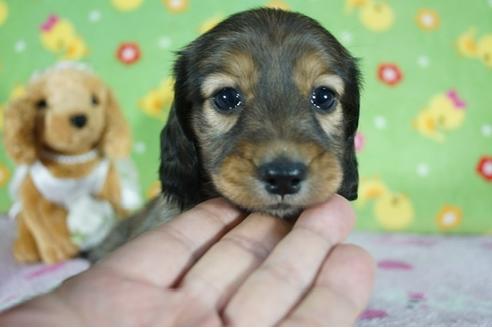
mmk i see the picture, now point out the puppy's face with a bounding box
[162,9,360,218]
[30,69,107,154]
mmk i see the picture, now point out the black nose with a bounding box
[70,114,87,128]
[259,159,307,196]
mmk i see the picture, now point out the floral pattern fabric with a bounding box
[0,0,491,233]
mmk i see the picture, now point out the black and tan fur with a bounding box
[89,8,361,261]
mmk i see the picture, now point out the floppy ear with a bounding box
[338,135,359,200]
[159,52,203,208]
[3,97,38,164]
[172,51,195,139]
[337,62,360,201]
[100,88,131,159]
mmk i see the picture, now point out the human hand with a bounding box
[0,195,374,326]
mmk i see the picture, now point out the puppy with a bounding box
[89,8,361,261]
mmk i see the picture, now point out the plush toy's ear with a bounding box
[3,97,38,164]
[159,52,203,208]
[101,88,131,159]
[337,62,360,201]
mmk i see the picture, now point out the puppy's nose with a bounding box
[70,114,87,128]
[259,160,307,196]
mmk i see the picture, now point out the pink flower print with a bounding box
[359,309,388,320]
[481,241,492,250]
[354,131,365,152]
[378,259,413,270]
[408,292,426,301]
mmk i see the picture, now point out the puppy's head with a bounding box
[160,8,360,217]
[4,64,130,163]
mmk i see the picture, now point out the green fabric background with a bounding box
[0,0,491,233]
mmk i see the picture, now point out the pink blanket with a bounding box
[350,233,492,326]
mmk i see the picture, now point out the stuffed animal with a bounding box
[3,62,142,264]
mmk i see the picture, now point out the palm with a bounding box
[1,197,373,326]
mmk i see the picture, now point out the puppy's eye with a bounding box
[35,99,48,110]
[91,94,99,106]
[212,87,243,113]
[310,86,336,113]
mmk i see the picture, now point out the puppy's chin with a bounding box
[261,205,303,221]
[234,202,303,221]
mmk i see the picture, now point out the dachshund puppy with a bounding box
[89,8,360,260]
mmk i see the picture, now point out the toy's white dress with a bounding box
[9,158,142,250]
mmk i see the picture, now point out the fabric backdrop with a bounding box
[0,0,491,233]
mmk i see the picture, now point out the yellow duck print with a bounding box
[477,35,492,68]
[139,78,174,120]
[346,0,394,32]
[457,28,492,68]
[40,15,87,60]
[357,177,388,206]
[0,0,8,26]
[358,177,414,231]
[266,0,290,11]
[111,0,144,11]
[413,90,466,143]
[199,15,223,34]
[457,28,479,57]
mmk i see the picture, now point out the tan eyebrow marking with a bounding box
[201,73,236,98]
[293,51,345,96]
[314,74,345,96]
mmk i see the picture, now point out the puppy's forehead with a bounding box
[197,28,346,99]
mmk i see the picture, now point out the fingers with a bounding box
[180,212,290,308]
[223,195,355,326]
[97,198,245,288]
[281,244,375,326]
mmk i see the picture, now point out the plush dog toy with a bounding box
[4,62,142,264]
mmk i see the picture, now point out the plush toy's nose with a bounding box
[70,114,88,128]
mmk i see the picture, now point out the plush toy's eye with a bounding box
[91,94,100,106]
[35,99,48,110]
[310,86,337,113]
[213,87,243,113]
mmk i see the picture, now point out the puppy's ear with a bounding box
[337,62,360,201]
[338,136,358,200]
[172,52,195,139]
[159,107,202,208]
[100,88,131,159]
[3,97,38,164]
[159,53,202,208]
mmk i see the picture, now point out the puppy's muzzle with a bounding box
[70,114,88,129]
[258,158,307,196]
